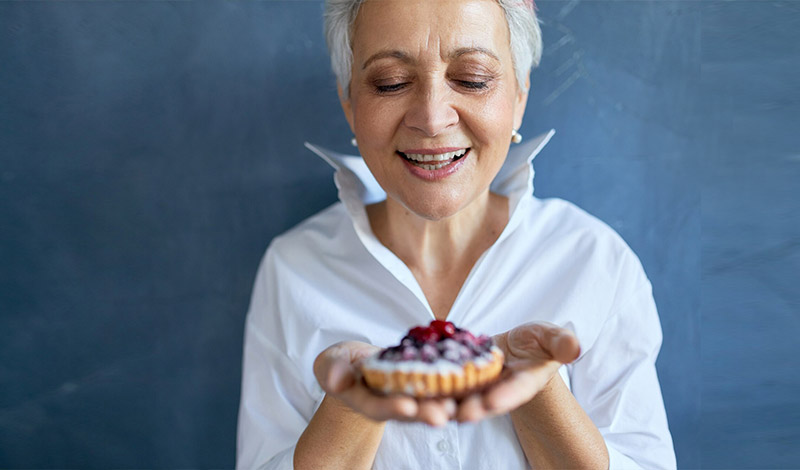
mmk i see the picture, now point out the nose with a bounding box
[402,79,459,137]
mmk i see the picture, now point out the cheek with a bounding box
[349,96,405,188]
[481,93,516,132]
[462,89,517,145]
[352,97,400,145]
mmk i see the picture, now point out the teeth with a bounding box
[404,148,467,162]
[417,162,450,170]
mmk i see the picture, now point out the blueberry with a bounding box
[401,346,419,360]
[420,344,438,362]
[443,350,460,362]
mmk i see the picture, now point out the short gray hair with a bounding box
[324,0,543,96]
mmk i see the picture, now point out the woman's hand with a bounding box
[455,322,581,422]
[314,322,578,426]
[314,341,457,426]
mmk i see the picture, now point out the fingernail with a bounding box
[399,401,418,417]
[432,414,447,427]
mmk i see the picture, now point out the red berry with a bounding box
[409,326,440,343]
[408,326,425,338]
[430,320,456,338]
[419,329,440,343]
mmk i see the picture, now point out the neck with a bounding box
[366,191,509,277]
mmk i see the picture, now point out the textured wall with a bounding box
[1,1,797,468]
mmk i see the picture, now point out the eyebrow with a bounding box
[362,50,413,69]
[361,47,499,70]
[448,47,500,62]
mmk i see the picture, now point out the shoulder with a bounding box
[514,197,652,315]
[249,202,350,294]
[253,201,376,309]
[264,202,355,267]
[271,202,348,248]
[246,202,358,355]
[527,197,645,275]
[528,197,629,248]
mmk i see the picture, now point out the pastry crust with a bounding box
[361,346,504,398]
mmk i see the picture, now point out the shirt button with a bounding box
[437,440,451,453]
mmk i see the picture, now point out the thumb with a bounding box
[314,345,357,393]
[550,331,581,364]
[326,357,356,393]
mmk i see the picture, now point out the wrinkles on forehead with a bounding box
[351,0,511,72]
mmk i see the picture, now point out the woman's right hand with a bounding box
[313,341,457,426]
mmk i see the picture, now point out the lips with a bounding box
[397,148,469,171]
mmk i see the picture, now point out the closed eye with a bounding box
[376,83,409,94]
[456,80,489,90]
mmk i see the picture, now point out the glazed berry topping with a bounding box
[408,326,440,343]
[452,330,476,344]
[401,347,419,361]
[420,343,438,362]
[430,320,456,338]
[379,321,493,365]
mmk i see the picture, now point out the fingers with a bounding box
[551,331,581,363]
[314,341,380,393]
[325,357,356,393]
[316,348,457,425]
[338,384,419,421]
[506,323,581,364]
[416,398,453,427]
[337,386,459,426]
[482,365,557,414]
[456,394,488,423]
[314,345,355,393]
[439,398,457,421]
[337,383,463,426]
[535,325,580,364]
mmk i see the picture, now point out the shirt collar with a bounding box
[304,128,555,218]
[303,130,556,314]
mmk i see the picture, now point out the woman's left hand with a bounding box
[455,322,581,422]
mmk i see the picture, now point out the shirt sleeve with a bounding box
[236,247,321,470]
[569,280,677,470]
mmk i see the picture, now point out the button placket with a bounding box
[432,421,462,469]
[436,439,451,453]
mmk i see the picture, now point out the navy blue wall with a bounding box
[1,1,797,468]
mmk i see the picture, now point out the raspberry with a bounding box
[409,326,440,343]
[430,320,456,338]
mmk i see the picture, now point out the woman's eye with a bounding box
[456,80,489,90]
[375,82,409,93]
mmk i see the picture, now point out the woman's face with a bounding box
[341,0,528,220]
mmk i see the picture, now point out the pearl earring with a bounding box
[351,137,358,147]
[511,129,523,144]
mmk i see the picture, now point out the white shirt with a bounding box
[236,130,676,470]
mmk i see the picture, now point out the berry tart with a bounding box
[360,320,504,398]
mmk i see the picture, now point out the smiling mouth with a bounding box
[396,148,470,171]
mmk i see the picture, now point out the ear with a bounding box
[513,73,531,130]
[337,84,356,134]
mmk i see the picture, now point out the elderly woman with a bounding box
[237,0,676,468]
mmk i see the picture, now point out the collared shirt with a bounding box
[236,130,677,470]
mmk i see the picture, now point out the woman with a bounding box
[237,0,676,468]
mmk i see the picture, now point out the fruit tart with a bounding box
[360,320,504,398]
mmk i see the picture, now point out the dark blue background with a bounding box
[1,1,798,468]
